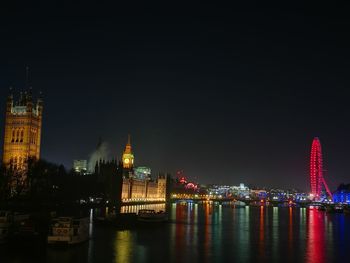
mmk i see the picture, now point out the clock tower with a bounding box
[122,135,134,169]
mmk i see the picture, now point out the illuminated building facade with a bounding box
[230,183,250,198]
[333,184,350,204]
[250,189,267,199]
[96,137,167,203]
[122,135,134,169]
[2,90,43,171]
[134,166,151,180]
[120,136,167,201]
[73,159,88,174]
[121,174,167,202]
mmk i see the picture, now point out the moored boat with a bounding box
[47,217,89,245]
[137,210,168,223]
[334,205,344,213]
[326,205,344,213]
[13,214,39,239]
[0,211,13,244]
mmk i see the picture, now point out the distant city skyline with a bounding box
[1,2,350,191]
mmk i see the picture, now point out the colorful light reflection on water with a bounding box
[1,203,349,263]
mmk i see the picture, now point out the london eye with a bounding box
[310,137,332,200]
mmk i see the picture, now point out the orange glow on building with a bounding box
[2,90,43,172]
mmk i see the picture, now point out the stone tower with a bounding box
[2,89,43,171]
[122,135,134,169]
[157,174,167,200]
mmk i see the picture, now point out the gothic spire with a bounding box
[26,66,30,89]
[127,134,131,146]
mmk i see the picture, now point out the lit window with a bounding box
[20,130,24,143]
[16,130,19,142]
[11,129,15,142]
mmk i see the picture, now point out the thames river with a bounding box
[1,202,349,263]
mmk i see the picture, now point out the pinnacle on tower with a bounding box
[7,87,13,101]
[127,134,131,146]
[26,66,30,88]
[28,87,33,100]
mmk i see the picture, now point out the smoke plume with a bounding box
[88,141,111,172]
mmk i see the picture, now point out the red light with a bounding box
[310,138,332,200]
[177,170,188,184]
[185,182,197,190]
[179,177,187,184]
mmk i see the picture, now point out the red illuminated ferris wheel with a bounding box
[310,137,332,200]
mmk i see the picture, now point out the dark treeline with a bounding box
[0,159,123,210]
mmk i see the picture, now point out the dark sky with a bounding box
[0,1,350,191]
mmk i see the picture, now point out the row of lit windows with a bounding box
[10,121,26,125]
[30,129,37,145]
[11,128,24,143]
[10,128,37,145]
[9,156,26,170]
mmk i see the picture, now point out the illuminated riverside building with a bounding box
[249,189,267,199]
[2,90,43,172]
[230,183,250,198]
[73,159,88,174]
[95,137,167,203]
[121,174,167,202]
[121,138,166,201]
[208,185,231,197]
[333,184,350,204]
[206,183,250,198]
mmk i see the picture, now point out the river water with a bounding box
[1,202,349,263]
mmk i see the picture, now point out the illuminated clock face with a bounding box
[124,158,130,164]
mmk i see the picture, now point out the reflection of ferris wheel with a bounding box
[176,170,187,184]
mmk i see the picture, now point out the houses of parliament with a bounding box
[2,89,167,202]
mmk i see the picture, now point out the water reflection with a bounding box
[300,207,307,250]
[272,207,279,262]
[237,206,250,262]
[114,231,133,263]
[169,203,177,261]
[2,203,349,263]
[306,209,325,263]
[186,203,198,249]
[259,206,265,261]
[175,203,187,262]
[120,203,166,214]
[288,207,293,253]
[213,205,223,261]
[203,203,212,263]
[194,203,198,224]
[88,209,94,263]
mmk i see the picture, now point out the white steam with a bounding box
[88,141,111,172]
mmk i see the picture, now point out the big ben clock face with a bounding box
[124,158,130,164]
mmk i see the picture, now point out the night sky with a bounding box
[1,1,350,191]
